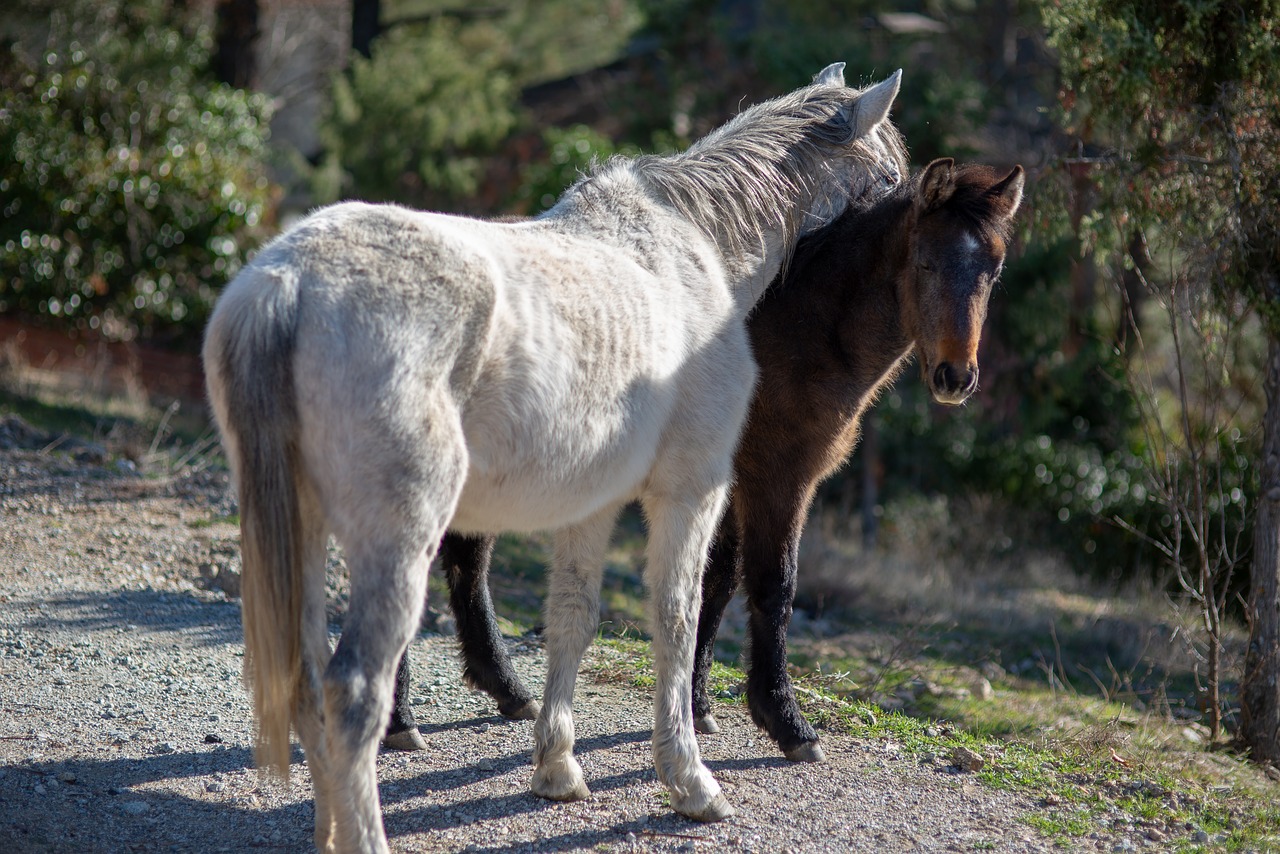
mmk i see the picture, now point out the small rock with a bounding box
[1193,830,1210,844]
[976,677,994,701]
[949,746,985,772]
[33,783,46,795]
[203,733,223,744]
[1043,792,1060,806]
[122,801,150,816]
[58,772,76,784]
[1145,827,1166,842]
[206,781,225,793]
[153,742,178,755]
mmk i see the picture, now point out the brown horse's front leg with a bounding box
[383,532,539,752]
[739,515,824,762]
[444,533,540,720]
[691,513,743,734]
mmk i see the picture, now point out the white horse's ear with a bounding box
[852,69,902,137]
[812,62,846,87]
[918,157,956,212]
[988,165,1026,219]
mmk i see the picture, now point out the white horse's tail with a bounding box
[203,268,306,779]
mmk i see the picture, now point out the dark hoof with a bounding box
[501,700,541,721]
[693,714,720,735]
[782,740,825,763]
[382,728,428,752]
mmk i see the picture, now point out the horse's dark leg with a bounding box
[740,514,823,762]
[443,532,539,720]
[691,515,742,735]
[383,646,427,751]
[383,532,538,752]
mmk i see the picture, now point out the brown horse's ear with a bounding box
[917,158,956,213]
[987,165,1025,219]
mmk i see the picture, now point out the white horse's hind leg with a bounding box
[322,540,436,854]
[531,505,619,802]
[291,482,339,852]
[317,408,464,854]
[645,489,735,822]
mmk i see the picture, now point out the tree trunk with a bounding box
[860,414,880,549]
[352,0,381,59]
[1064,163,1097,357]
[213,0,259,88]
[1241,335,1280,763]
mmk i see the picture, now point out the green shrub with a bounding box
[317,21,518,211]
[513,124,641,213]
[0,0,273,344]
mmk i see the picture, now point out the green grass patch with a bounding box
[584,630,1280,852]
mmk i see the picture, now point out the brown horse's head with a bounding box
[903,158,1024,405]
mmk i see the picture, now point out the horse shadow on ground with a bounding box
[9,588,243,649]
[2,728,781,852]
[382,721,788,849]
[0,745,316,852]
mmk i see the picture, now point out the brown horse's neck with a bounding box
[751,186,917,412]
[836,191,918,379]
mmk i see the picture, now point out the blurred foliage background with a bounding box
[2,0,1278,744]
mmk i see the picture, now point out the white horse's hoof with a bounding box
[693,714,719,735]
[672,790,735,823]
[382,728,428,752]
[532,762,591,802]
[783,741,825,763]
[504,700,541,721]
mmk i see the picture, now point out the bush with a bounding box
[317,21,518,211]
[0,0,273,344]
[513,124,641,213]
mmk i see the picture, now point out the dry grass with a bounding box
[765,492,1249,737]
[0,332,218,477]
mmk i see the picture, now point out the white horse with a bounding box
[203,63,906,853]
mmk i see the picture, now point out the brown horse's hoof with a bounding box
[783,740,825,763]
[502,700,541,721]
[382,728,428,752]
[693,714,720,735]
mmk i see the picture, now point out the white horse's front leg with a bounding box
[531,506,618,802]
[645,489,735,822]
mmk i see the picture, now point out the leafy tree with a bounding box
[1044,0,1280,756]
[0,0,274,344]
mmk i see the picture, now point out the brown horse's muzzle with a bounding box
[930,361,978,405]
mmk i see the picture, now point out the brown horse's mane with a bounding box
[781,162,1016,276]
[936,164,1018,241]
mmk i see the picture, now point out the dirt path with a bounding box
[0,443,1066,853]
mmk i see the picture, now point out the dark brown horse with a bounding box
[384,158,1025,760]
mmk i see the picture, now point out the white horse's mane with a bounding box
[586,79,908,261]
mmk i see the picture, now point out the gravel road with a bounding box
[0,435,1063,853]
